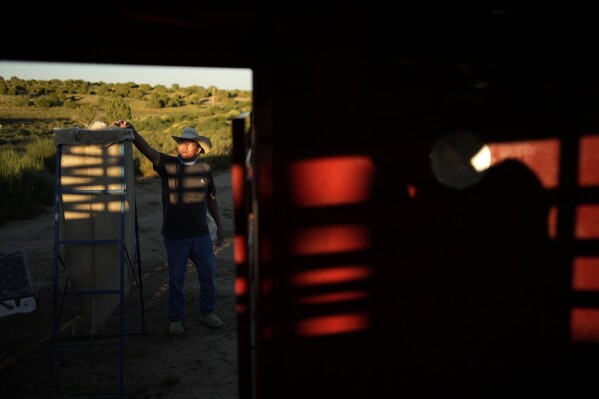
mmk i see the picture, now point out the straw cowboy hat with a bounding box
[172,127,213,153]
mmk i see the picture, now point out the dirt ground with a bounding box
[0,170,239,399]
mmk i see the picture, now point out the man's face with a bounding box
[178,140,200,160]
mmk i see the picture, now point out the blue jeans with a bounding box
[163,234,216,322]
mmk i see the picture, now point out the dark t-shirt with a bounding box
[153,154,217,238]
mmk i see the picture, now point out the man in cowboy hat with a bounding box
[111,120,224,334]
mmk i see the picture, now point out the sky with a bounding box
[0,60,252,91]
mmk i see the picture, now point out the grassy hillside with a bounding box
[0,80,252,224]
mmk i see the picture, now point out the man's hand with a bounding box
[111,119,131,129]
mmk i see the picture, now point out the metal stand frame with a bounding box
[51,141,145,399]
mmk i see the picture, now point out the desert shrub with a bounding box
[25,137,57,173]
[147,93,166,108]
[105,96,132,122]
[0,146,54,224]
[76,104,100,127]
[33,96,54,107]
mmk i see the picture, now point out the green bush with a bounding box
[105,97,132,122]
[25,138,57,173]
[34,96,52,107]
[76,104,100,127]
[0,146,54,224]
